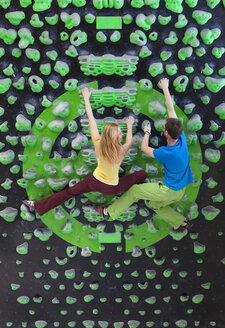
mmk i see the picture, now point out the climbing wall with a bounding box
[0,0,225,327]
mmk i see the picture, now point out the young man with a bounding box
[98,78,193,230]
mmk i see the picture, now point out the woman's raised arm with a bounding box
[82,88,100,145]
[121,116,135,154]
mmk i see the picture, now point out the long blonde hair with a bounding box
[99,123,122,163]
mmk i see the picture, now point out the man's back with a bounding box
[153,131,193,191]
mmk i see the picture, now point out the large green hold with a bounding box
[0,150,15,165]
[205,77,225,93]
[0,207,17,222]
[165,0,183,13]
[0,78,12,94]
[5,11,25,25]
[33,0,53,11]
[192,10,212,25]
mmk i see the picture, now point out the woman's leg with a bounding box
[112,170,148,194]
[34,175,94,216]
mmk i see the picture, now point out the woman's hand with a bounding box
[82,87,92,100]
[158,78,169,91]
[143,124,151,135]
[126,116,135,127]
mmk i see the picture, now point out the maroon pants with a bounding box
[34,170,147,216]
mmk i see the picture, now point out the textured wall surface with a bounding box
[0,0,225,327]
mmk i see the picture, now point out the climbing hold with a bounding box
[205,148,220,163]
[130,30,147,46]
[5,11,25,25]
[205,77,225,93]
[136,14,156,31]
[201,205,220,220]
[28,75,44,92]
[173,76,189,92]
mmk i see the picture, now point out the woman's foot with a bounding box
[96,206,110,221]
[22,200,35,213]
[178,220,193,231]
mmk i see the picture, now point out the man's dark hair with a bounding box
[165,118,183,140]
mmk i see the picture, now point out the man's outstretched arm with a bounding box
[141,124,155,158]
[158,78,177,119]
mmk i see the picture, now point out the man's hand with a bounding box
[143,124,151,135]
[126,116,135,127]
[158,78,169,91]
[82,87,92,99]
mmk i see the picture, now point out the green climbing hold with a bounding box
[16,242,28,255]
[5,11,25,25]
[174,14,188,28]
[0,78,12,94]
[45,14,59,25]
[28,75,44,92]
[60,12,80,29]
[33,0,53,11]
[205,77,225,93]
[200,28,221,45]
[158,15,172,25]
[182,27,199,47]
[212,47,225,58]
[205,148,220,163]
[192,9,212,25]
[166,64,178,76]
[178,47,193,60]
[30,14,44,27]
[130,30,147,46]
[148,62,163,77]
[201,205,220,220]
[165,0,183,12]
[173,76,189,92]
[136,14,156,30]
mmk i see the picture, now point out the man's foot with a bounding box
[178,220,193,231]
[95,206,110,221]
[22,200,35,213]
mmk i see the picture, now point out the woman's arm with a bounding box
[121,116,135,154]
[82,88,100,145]
[158,78,177,119]
[141,124,155,158]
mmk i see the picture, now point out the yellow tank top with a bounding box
[93,157,122,185]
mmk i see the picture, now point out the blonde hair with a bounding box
[99,123,122,163]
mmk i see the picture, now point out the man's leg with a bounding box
[107,182,167,220]
[107,182,186,228]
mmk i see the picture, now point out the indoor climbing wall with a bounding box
[0,0,225,327]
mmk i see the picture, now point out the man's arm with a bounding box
[141,124,155,158]
[81,88,100,145]
[158,78,177,119]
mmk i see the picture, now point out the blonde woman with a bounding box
[23,88,147,215]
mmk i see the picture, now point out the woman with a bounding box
[23,87,147,216]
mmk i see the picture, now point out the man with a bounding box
[98,78,193,230]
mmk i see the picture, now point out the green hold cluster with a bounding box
[79,54,139,76]
[93,0,124,9]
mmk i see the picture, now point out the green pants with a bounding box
[107,182,186,229]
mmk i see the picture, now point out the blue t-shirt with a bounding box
[153,131,193,191]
